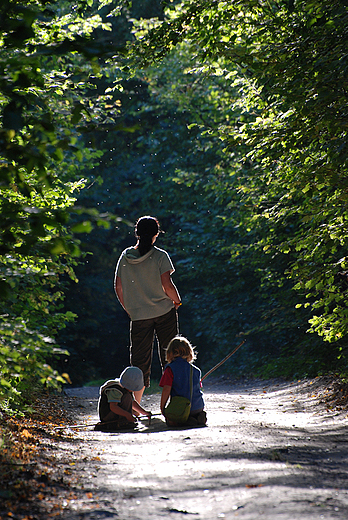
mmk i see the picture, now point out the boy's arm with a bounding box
[115,276,129,315]
[160,385,172,415]
[110,402,136,423]
[132,400,151,418]
[161,271,181,309]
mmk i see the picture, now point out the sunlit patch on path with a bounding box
[26,379,348,519]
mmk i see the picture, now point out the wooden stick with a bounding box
[54,414,160,430]
[201,339,246,382]
[53,423,95,429]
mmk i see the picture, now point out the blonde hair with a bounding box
[166,335,197,363]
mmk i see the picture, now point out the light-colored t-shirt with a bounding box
[105,387,123,403]
[115,246,175,321]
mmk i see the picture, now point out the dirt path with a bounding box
[36,378,348,519]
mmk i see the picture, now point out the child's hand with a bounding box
[126,412,137,423]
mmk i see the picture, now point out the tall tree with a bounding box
[124,0,348,370]
[53,0,348,385]
[0,0,128,406]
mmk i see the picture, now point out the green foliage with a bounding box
[116,0,348,375]
[8,0,346,390]
[0,0,129,407]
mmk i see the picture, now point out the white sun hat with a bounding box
[119,366,144,392]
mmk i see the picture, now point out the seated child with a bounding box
[95,366,151,431]
[159,335,207,426]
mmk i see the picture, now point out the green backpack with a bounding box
[164,366,193,425]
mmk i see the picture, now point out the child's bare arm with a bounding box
[161,271,181,308]
[160,385,172,415]
[110,402,136,423]
[132,400,151,417]
[115,276,130,315]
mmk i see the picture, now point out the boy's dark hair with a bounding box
[135,216,161,256]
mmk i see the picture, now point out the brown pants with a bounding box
[95,392,135,431]
[101,391,133,423]
[130,308,178,387]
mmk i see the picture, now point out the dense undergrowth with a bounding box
[0,390,75,519]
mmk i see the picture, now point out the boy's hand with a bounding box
[126,412,137,423]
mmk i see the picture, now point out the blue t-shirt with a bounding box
[166,357,204,413]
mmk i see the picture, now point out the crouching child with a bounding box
[95,366,151,431]
[159,336,207,427]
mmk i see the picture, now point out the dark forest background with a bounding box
[1,0,348,406]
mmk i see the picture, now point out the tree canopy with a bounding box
[0,0,127,407]
[128,0,348,352]
[2,0,348,408]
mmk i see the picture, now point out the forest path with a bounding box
[41,378,348,519]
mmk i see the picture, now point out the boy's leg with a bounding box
[102,410,118,423]
[130,317,155,389]
[95,393,135,431]
[133,387,144,405]
[187,411,207,426]
[119,391,133,414]
[196,411,207,425]
[155,308,179,370]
